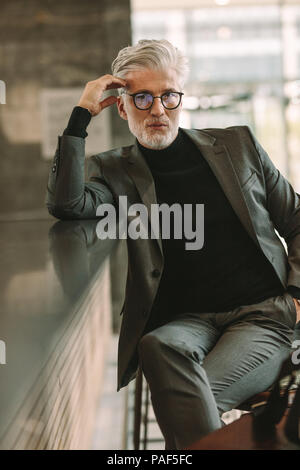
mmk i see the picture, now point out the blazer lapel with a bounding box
[182,128,260,248]
[122,143,163,256]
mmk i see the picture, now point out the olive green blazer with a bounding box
[46,125,300,390]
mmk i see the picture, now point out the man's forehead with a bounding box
[124,68,180,92]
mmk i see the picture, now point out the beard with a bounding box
[127,116,179,150]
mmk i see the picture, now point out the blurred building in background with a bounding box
[132,0,300,191]
[0,0,299,215]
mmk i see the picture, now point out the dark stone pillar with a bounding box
[0,0,133,214]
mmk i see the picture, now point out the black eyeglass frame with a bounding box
[122,91,184,110]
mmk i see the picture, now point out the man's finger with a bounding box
[97,76,126,87]
[106,82,126,90]
[99,95,118,110]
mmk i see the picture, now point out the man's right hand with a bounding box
[77,74,127,117]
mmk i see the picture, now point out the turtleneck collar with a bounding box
[137,128,189,171]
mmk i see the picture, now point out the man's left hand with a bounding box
[292,298,300,323]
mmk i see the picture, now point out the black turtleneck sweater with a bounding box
[63,107,300,323]
[137,129,288,319]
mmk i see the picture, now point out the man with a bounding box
[46,39,300,450]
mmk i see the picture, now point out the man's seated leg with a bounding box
[203,293,296,419]
[137,313,223,450]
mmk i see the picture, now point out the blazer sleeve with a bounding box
[245,125,300,290]
[45,134,115,220]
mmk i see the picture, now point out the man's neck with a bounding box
[137,129,181,153]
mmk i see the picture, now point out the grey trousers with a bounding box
[137,292,297,450]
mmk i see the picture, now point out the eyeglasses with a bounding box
[122,91,184,110]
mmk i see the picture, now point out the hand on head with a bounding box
[77,74,126,117]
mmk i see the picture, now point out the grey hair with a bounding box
[111,39,189,94]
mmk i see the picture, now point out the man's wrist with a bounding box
[63,106,92,138]
[77,104,93,115]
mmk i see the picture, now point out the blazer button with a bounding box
[151,268,160,278]
[52,165,57,173]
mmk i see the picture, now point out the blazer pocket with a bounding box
[240,171,257,192]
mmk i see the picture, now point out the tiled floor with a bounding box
[91,334,165,450]
[91,335,127,450]
[91,334,246,450]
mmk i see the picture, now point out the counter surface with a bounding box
[0,217,117,447]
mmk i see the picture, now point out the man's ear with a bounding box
[117,96,128,121]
